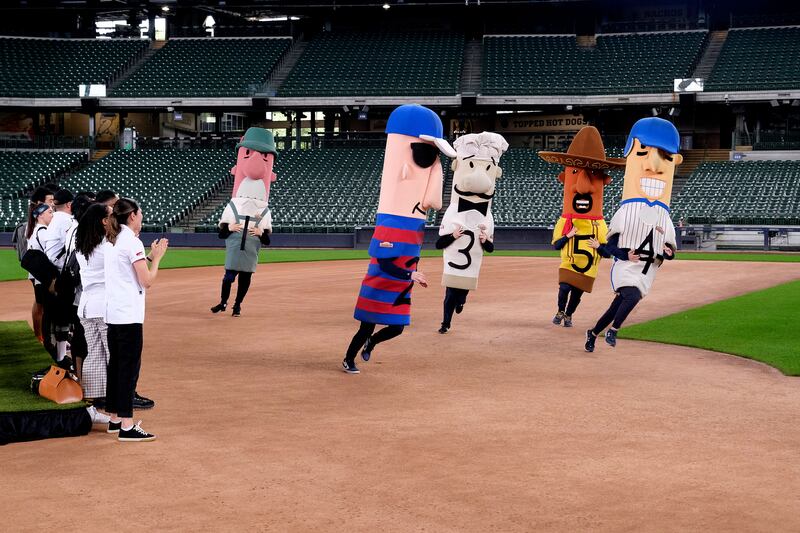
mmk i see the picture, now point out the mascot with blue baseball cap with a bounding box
[583,117,684,352]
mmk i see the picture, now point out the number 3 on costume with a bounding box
[447,229,475,270]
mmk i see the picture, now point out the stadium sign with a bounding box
[674,78,704,92]
[496,113,587,133]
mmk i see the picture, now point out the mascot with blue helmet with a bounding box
[583,117,684,352]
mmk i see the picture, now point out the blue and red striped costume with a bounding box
[354,213,425,326]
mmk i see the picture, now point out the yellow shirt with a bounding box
[551,217,608,280]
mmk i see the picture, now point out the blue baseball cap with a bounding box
[624,117,680,156]
[385,104,456,157]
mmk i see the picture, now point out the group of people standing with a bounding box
[18,184,168,442]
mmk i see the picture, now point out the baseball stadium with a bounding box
[1,0,799,530]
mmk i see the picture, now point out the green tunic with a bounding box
[223,201,270,273]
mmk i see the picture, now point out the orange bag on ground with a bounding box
[38,365,83,404]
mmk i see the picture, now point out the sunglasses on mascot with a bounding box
[411,142,439,169]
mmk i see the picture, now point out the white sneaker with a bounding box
[86,405,111,425]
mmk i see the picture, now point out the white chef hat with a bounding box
[453,132,509,163]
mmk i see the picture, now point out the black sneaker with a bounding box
[232,304,241,317]
[455,304,464,314]
[438,325,449,334]
[342,359,360,374]
[361,337,373,362]
[563,315,573,328]
[552,311,565,325]
[107,421,121,434]
[605,329,618,347]
[133,392,155,410]
[118,422,156,442]
[210,303,227,313]
[584,329,597,353]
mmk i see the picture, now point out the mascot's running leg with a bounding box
[232,271,253,317]
[343,321,376,373]
[362,325,404,361]
[440,287,469,334]
[211,270,238,313]
[563,285,584,327]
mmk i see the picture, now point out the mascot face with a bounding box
[558,166,611,218]
[621,139,683,206]
[377,133,444,219]
[231,146,277,203]
[451,157,501,206]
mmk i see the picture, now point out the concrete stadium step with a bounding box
[107,40,165,93]
[460,39,483,96]
[177,177,234,231]
[693,30,728,80]
[258,37,308,96]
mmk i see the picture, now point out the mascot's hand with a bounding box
[230,223,243,233]
[663,246,674,258]
[587,237,600,249]
[566,227,578,238]
[627,251,640,262]
[411,271,428,288]
[452,226,465,239]
[479,230,489,243]
[249,227,263,237]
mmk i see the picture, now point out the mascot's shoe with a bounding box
[361,338,374,361]
[133,392,155,410]
[118,422,156,443]
[232,304,242,317]
[210,303,227,313]
[438,324,449,334]
[605,329,618,347]
[552,311,565,325]
[584,330,597,353]
[455,304,464,314]
[342,359,360,374]
[563,315,573,328]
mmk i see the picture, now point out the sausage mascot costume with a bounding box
[210,127,277,317]
[436,131,508,334]
[538,126,625,327]
[584,117,683,352]
[342,104,456,374]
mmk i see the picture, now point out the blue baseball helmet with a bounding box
[385,104,456,157]
[624,117,680,157]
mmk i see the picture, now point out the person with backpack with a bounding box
[26,203,54,343]
[14,187,54,343]
[41,188,74,364]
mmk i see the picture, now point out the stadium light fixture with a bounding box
[383,3,390,9]
[342,105,350,112]
[565,105,573,111]
[161,6,169,13]
[651,107,659,116]
[792,100,800,107]
[770,100,780,107]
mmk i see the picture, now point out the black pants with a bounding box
[69,305,87,360]
[557,282,584,316]
[442,287,469,328]
[106,323,143,419]
[592,286,643,334]
[345,321,404,363]
[220,269,253,306]
[41,290,71,360]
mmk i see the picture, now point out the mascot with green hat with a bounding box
[210,127,278,317]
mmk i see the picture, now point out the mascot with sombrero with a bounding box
[539,126,625,327]
[584,117,683,352]
[210,127,278,317]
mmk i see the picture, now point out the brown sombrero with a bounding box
[538,126,626,170]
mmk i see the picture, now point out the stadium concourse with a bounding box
[1,256,800,530]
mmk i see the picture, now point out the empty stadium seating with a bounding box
[0,37,147,98]
[483,31,707,95]
[0,151,85,200]
[111,37,290,98]
[706,27,800,92]
[60,149,231,230]
[672,160,800,225]
[278,32,464,97]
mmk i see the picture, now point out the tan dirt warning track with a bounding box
[1,257,800,532]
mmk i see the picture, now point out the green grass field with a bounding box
[0,321,85,412]
[1,248,798,283]
[620,280,800,376]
